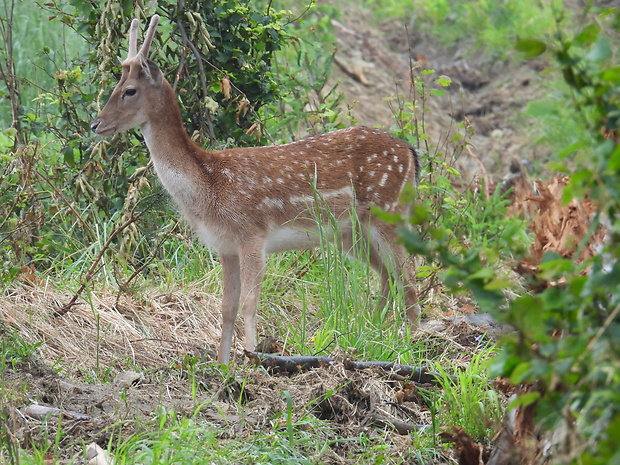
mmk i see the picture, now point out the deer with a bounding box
[91,15,421,364]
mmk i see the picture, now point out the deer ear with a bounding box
[140,57,163,85]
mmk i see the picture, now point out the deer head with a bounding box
[91,15,163,137]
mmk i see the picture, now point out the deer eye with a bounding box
[123,88,137,98]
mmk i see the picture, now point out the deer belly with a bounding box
[264,226,321,254]
[191,221,238,255]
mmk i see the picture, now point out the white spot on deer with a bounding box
[359,166,365,172]
[398,164,404,173]
[366,186,373,192]
[387,165,393,171]
[393,155,399,163]
[379,172,389,187]
[358,135,367,140]
[367,153,378,162]
[289,186,351,205]
[262,176,273,184]
[221,168,234,182]
[277,178,285,184]
[261,198,285,209]
[369,171,376,177]
[383,150,388,156]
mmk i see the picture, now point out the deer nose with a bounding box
[91,120,100,133]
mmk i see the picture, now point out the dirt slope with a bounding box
[326,3,549,180]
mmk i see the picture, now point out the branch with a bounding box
[245,351,457,385]
[175,0,216,142]
[54,212,143,317]
[245,351,335,373]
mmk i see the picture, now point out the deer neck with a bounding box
[139,79,219,213]
[140,79,209,173]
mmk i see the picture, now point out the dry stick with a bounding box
[0,146,37,236]
[466,145,491,200]
[245,351,336,373]
[55,213,141,317]
[32,166,95,238]
[370,413,428,435]
[128,337,198,348]
[245,351,456,384]
[24,404,102,423]
[114,220,181,307]
[0,0,24,147]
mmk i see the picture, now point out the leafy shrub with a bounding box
[0,0,330,282]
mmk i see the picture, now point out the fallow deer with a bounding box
[91,15,421,363]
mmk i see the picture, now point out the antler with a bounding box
[127,18,140,59]
[125,15,159,62]
[139,14,160,58]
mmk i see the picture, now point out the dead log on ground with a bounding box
[245,351,456,385]
[245,351,335,373]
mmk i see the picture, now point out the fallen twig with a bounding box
[24,404,102,423]
[370,413,428,435]
[245,352,456,385]
[245,351,335,373]
[343,359,454,384]
[55,213,140,317]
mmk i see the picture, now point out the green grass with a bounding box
[357,0,562,61]
[432,345,504,443]
[0,1,88,129]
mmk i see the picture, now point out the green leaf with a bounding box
[509,361,532,384]
[526,100,558,118]
[446,166,461,176]
[488,349,521,378]
[515,39,547,59]
[508,391,541,409]
[601,66,620,84]
[575,23,600,46]
[484,277,512,291]
[436,75,452,87]
[585,36,611,63]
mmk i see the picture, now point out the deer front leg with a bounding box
[238,242,267,354]
[218,253,241,364]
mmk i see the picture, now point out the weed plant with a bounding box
[432,346,504,443]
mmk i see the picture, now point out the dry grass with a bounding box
[1,279,230,374]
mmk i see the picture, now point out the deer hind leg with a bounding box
[367,223,421,325]
[218,253,241,364]
[237,241,267,355]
